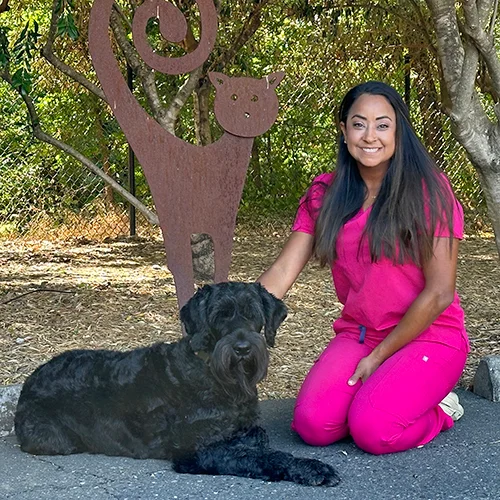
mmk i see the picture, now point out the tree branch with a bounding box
[0,68,159,227]
[0,0,9,14]
[425,0,465,97]
[112,0,133,32]
[474,0,496,29]
[462,0,480,30]
[110,4,204,134]
[425,0,492,162]
[455,39,479,116]
[42,0,106,102]
[488,0,499,34]
[461,0,500,93]
[160,65,204,132]
[109,7,180,133]
[34,127,159,226]
[211,0,272,70]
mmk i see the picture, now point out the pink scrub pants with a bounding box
[291,331,468,455]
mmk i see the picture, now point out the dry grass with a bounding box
[5,201,160,242]
[0,225,498,400]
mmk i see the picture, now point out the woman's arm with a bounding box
[257,231,314,299]
[348,236,460,385]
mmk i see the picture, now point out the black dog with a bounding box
[15,282,340,487]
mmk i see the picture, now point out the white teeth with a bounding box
[362,148,379,152]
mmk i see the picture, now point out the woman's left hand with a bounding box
[348,354,383,386]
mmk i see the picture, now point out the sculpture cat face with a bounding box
[209,72,285,138]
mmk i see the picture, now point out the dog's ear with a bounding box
[180,284,213,352]
[255,283,287,347]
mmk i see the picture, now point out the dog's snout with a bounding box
[234,340,251,357]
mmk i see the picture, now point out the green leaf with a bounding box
[11,67,33,95]
[56,13,79,40]
[55,0,64,15]
[67,15,79,41]
[56,16,68,37]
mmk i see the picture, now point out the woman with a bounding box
[258,81,469,455]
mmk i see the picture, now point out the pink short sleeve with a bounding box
[291,173,334,234]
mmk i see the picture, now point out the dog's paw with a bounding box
[287,457,341,487]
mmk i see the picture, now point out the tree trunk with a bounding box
[191,78,215,283]
[425,0,500,255]
[477,166,500,251]
[250,138,262,190]
[194,78,212,147]
[190,233,215,283]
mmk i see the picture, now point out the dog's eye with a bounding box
[215,309,235,321]
[242,301,261,320]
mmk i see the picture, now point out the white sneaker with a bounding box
[439,392,464,421]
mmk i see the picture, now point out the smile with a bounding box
[361,147,380,153]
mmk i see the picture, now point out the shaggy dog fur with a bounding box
[15,282,340,486]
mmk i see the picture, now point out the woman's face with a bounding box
[340,93,396,173]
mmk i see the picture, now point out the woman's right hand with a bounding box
[348,352,384,385]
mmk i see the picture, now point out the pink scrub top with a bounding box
[292,172,469,352]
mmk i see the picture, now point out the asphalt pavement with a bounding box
[1,388,499,500]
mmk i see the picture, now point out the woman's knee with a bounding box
[292,404,348,446]
[349,405,401,455]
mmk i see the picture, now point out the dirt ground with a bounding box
[0,225,498,399]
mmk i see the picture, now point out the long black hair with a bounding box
[311,81,456,266]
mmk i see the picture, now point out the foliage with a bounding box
[0,19,40,95]
[0,0,490,236]
[55,0,79,40]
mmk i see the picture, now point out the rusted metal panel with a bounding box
[89,0,283,308]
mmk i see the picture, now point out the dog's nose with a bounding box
[234,341,251,357]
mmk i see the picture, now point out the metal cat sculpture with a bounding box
[88,0,284,308]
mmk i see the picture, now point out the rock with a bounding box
[0,384,21,437]
[473,355,500,402]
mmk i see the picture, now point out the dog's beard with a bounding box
[210,333,269,401]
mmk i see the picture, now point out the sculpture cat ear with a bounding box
[264,72,285,90]
[209,72,229,87]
